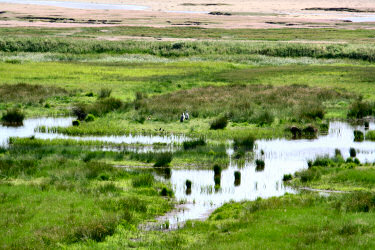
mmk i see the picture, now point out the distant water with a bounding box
[0,0,149,10]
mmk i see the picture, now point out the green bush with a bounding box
[350,148,356,158]
[1,108,25,125]
[185,180,192,189]
[210,116,228,130]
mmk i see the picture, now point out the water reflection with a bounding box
[0,117,187,147]
[156,120,375,228]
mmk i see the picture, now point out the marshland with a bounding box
[2,2,375,248]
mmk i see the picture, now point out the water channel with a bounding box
[2,117,375,229]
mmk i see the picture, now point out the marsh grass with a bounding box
[183,138,206,150]
[0,83,67,104]
[136,84,349,123]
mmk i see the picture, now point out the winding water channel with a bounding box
[2,118,375,229]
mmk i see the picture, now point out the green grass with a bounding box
[103,193,375,249]
[0,143,173,248]
[2,27,375,43]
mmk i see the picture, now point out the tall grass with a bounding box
[1,108,25,125]
[1,37,375,62]
[136,84,350,122]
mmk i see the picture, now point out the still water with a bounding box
[2,118,375,229]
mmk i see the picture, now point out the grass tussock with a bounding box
[1,108,25,125]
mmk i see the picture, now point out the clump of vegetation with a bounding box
[98,88,112,99]
[283,174,292,181]
[154,152,173,167]
[1,108,25,125]
[366,130,375,141]
[72,120,80,126]
[255,159,265,171]
[349,148,356,158]
[210,116,228,130]
[213,164,222,177]
[73,97,123,120]
[347,100,374,119]
[85,114,95,122]
[183,138,206,150]
[160,187,173,197]
[299,105,325,120]
[132,174,154,187]
[185,180,192,189]
[250,110,274,126]
[354,130,364,142]
[233,135,255,151]
[302,125,317,137]
[334,192,375,212]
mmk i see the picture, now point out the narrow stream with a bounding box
[2,118,375,229]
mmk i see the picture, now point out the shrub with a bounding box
[233,135,255,151]
[354,130,364,142]
[349,148,356,158]
[282,174,292,181]
[210,116,228,130]
[183,138,206,150]
[72,120,80,126]
[132,174,154,187]
[85,114,95,122]
[185,180,192,189]
[85,92,94,97]
[347,100,374,119]
[98,88,112,99]
[154,152,173,167]
[1,108,25,125]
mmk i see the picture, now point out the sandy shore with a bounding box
[27,0,375,13]
[0,0,375,29]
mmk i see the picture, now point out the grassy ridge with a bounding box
[1,37,375,61]
[2,27,375,43]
